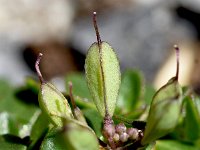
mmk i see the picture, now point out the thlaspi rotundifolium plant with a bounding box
[34,12,190,150]
[1,10,200,150]
[85,12,144,149]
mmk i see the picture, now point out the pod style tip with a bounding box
[35,52,44,83]
[173,44,180,81]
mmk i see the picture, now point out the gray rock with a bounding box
[0,37,34,86]
[71,5,195,81]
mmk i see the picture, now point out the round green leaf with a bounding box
[40,128,66,150]
[60,122,99,150]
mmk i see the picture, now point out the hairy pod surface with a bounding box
[142,77,182,145]
[39,82,73,126]
[85,41,121,117]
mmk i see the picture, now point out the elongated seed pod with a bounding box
[142,45,182,145]
[85,12,121,117]
[35,53,73,126]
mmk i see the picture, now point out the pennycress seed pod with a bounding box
[35,53,73,126]
[85,12,121,149]
[85,12,121,118]
[141,45,183,145]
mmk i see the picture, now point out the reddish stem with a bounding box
[68,81,77,110]
[93,12,102,47]
[92,11,109,117]
[35,53,44,83]
[103,115,116,149]
[174,45,180,81]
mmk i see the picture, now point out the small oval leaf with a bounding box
[60,122,99,150]
[40,128,66,150]
[29,112,49,149]
[41,121,99,150]
[184,96,200,142]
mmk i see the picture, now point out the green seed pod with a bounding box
[35,53,73,126]
[85,12,121,117]
[141,45,182,145]
[39,83,74,126]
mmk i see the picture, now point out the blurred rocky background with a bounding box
[0,0,200,92]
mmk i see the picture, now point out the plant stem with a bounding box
[93,12,102,47]
[68,81,77,109]
[174,45,180,81]
[35,53,44,83]
[93,11,109,117]
[68,81,77,118]
[103,115,116,149]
